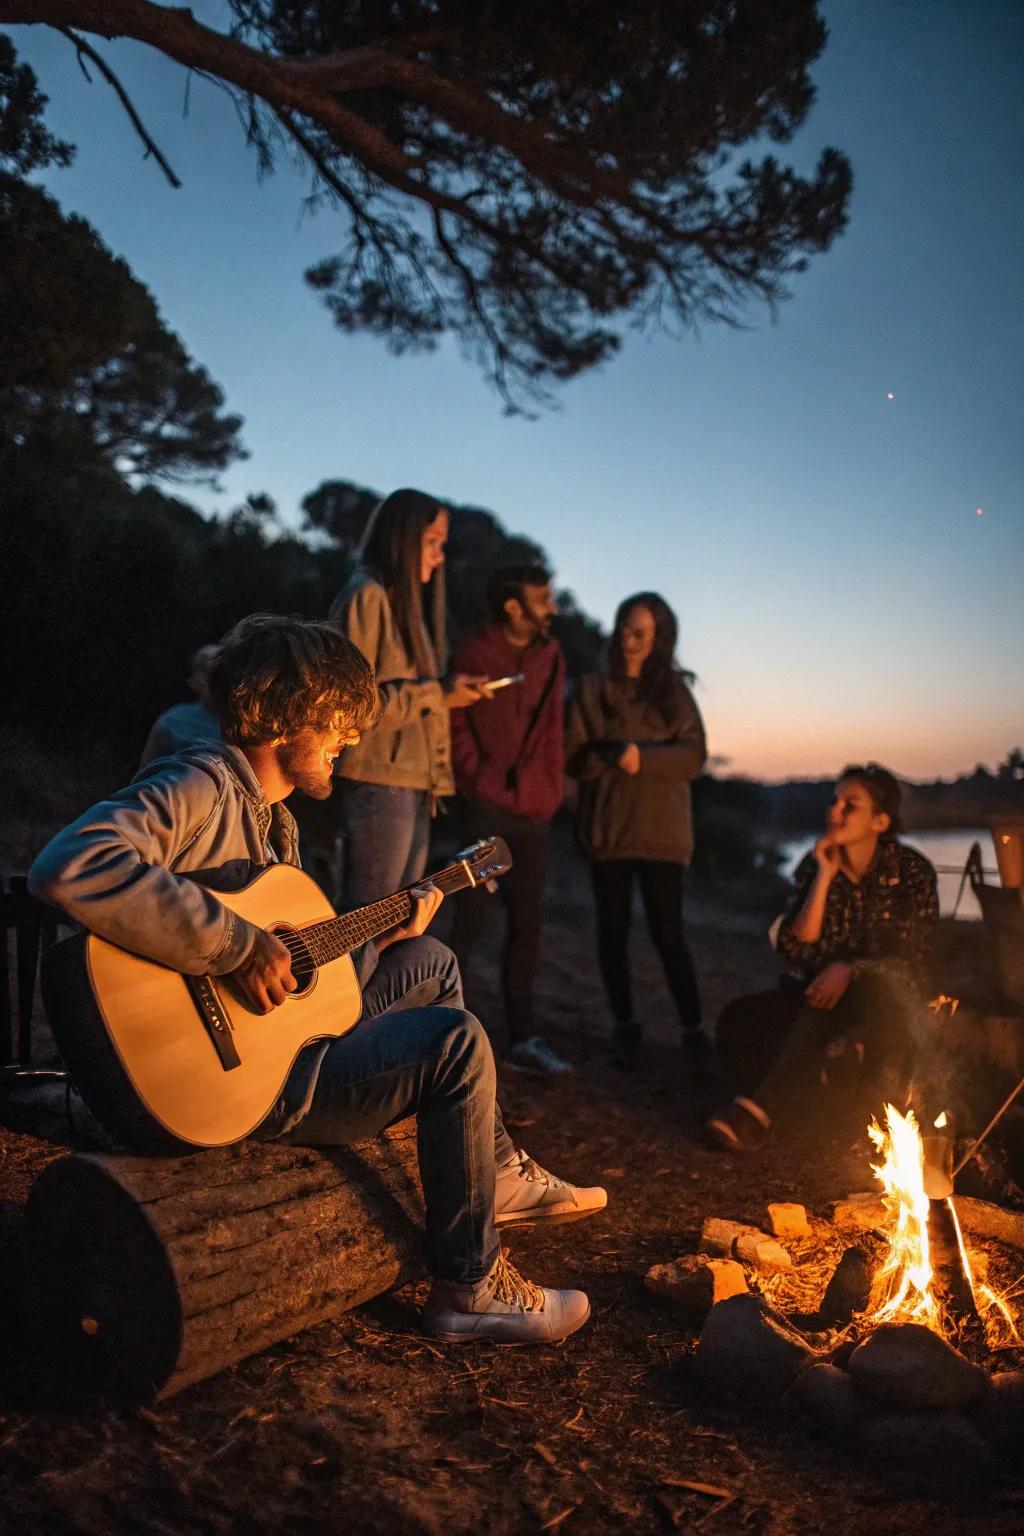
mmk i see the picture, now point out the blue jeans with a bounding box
[335,780,431,910]
[281,937,514,1283]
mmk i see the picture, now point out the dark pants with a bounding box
[715,970,916,1131]
[590,859,702,1033]
[452,804,551,1049]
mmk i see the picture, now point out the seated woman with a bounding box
[708,763,939,1150]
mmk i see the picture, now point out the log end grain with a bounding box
[24,1153,183,1403]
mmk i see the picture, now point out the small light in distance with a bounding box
[976,507,984,516]
[886,391,895,400]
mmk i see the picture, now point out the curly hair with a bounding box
[207,614,380,747]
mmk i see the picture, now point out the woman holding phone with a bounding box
[566,592,707,1070]
[327,488,490,910]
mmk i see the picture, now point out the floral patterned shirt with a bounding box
[776,839,939,984]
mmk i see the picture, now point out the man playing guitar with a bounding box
[30,614,603,1344]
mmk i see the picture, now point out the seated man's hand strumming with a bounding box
[232,928,298,1013]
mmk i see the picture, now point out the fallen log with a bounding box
[828,1193,1024,1252]
[953,1195,1024,1250]
[22,1120,424,1403]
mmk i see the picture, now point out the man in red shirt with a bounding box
[449,565,570,1075]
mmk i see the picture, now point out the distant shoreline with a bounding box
[715,773,1023,837]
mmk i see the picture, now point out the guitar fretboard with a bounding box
[291,861,471,969]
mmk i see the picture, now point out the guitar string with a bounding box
[277,884,467,964]
[267,861,485,971]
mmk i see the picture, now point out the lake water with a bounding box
[779,828,998,921]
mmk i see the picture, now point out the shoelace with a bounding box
[516,1154,565,1190]
[487,1251,545,1312]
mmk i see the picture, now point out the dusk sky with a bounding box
[10,2,1022,782]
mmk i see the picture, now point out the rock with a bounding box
[790,1362,867,1432]
[694,1293,817,1404]
[855,1410,996,1494]
[829,1193,887,1232]
[818,1239,883,1326]
[847,1323,991,1411]
[766,1202,810,1240]
[698,1217,763,1257]
[643,1256,747,1321]
[969,1371,1024,1453]
[733,1233,792,1272]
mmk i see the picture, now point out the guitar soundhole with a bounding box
[270,924,317,997]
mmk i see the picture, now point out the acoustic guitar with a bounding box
[41,838,512,1154]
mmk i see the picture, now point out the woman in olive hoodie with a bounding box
[328,489,488,910]
[566,592,707,1069]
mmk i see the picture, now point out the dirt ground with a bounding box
[3,832,1024,1536]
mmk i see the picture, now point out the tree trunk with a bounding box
[23,1120,424,1402]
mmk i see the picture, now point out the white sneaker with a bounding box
[423,1250,591,1344]
[495,1148,608,1228]
[505,1036,574,1076]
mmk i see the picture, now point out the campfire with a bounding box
[865,1102,1022,1351]
[648,1092,1024,1493]
[866,1103,942,1331]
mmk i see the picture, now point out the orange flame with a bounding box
[866,1104,941,1330]
[865,1106,1023,1347]
[927,994,960,1017]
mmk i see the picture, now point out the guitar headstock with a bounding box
[455,836,514,887]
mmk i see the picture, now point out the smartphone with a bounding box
[486,673,525,691]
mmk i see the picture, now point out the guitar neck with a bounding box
[296,860,476,969]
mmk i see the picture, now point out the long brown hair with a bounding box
[607,591,693,725]
[359,488,447,675]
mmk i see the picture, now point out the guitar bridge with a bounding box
[185,974,241,1071]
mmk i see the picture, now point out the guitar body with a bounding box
[43,865,362,1153]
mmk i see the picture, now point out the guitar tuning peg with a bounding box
[484,879,499,895]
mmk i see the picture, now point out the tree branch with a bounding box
[58,25,180,187]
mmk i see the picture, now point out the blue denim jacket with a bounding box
[29,743,376,983]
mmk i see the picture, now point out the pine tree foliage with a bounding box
[0,38,245,483]
[3,0,852,407]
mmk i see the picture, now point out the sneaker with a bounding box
[495,1148,608,1228]
[609,1022,641,1072]
[422,1250,591,1344]
[706,1096,771,1152]
[505,1036,574,1076]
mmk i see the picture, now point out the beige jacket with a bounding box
[329,576,453,796]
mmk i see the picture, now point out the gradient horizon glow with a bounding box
[9,1,1023,781]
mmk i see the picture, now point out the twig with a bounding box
[59,27,182,188]
[696,1495,739,1528]
[539,1506,580,1532]
[953,1069,1024,1177]
[660,1479,734,1499]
